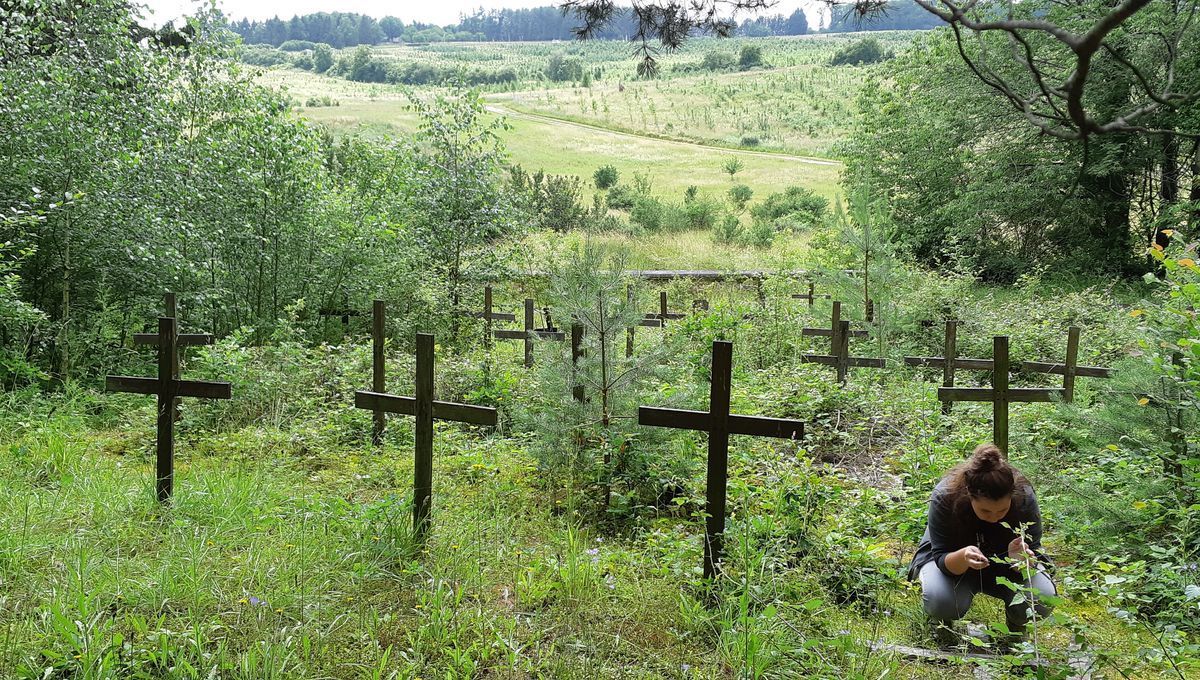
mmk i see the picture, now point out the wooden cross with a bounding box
[493,298,565,367]
[1020,326,1112,403]
[571,320,585,403]
[467,285,517,347]
[800,302,883,383]
[354,333,497,537]
[904,320,993,414]
[366,300,388,445]
[638,340,805,579]
[133,292,213,423]
[939,336,1063,454]
[645,291,686,323]
[106,316,232,502]
[792,281,830,308]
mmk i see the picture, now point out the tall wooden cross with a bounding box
[1020,326,1113,403]
[792,281,830,308]
[571,320,585,403]
[638,341,805,579]
[354,333,497,537]
[800,302,883,383]
[493,298,565,367]
[467,285,517,348]
[939,336,1063,454]
[106,316,232,502]
[904,320,993,414]
[134,292,213,423]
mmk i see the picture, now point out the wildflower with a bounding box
[451,544,460,550]
[249,596,267,607]
[238,597,249,605]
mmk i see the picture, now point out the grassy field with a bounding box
[253,33,912,203]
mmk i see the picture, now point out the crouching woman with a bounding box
[908,443,1057,643]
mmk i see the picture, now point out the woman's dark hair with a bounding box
[945,443,1026,504]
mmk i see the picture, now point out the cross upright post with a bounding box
[939,336,1063,454]
[571,320,585,403]
[468,285,518,348]
[645,291,686,324]
[801,301,869,343]
[638,341,805,579]
[372,300,386,446]
[1020,326,1112,403]
[355,333,497,537]
[493,299,565,367]
[107,316,232,502]
[904,320,993,414]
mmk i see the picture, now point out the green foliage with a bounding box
[593,164,619,190]
[312,42,334,72]
[728,184,754,212]
[509,167,591,232]
[713,214,744,244]
[739,45,764,70]
[722,157,746,179]
[830,38,890,66]
[701,50,737,71]
[750,186,828,229]
[545,52,584,82]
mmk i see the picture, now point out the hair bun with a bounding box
[970,443,1005,471]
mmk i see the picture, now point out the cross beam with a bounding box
[939,336,1063,454]
[644,290,686,322]
[493,298,565,367]
[904,320,993,413]
[638,340,804,579]
[801,301,869,341]
[792,281,830,308]
[354,333,497,537]
[105,316,232,502]
[1020,326,1112,403]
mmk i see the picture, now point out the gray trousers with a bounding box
[918,561,1056,632]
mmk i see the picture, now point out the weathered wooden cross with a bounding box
[354,333,498,537]
[134,292,213,423]
[644,290,686,323]
[792,281,831,308]
[493,298,565,367]
[1020,326,1113,403]
[800,301,884,383]
[571,320,585,403]
[939,336,1063,454]
[626,285,664,358]
[106,316,232,502]
[638,340,805,579]
[367,300,388,445]
[467,285,517,348]
[904,320,993,414]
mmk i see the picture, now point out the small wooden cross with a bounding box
[493,298,565,367]
[792,281,830,308]
[939,336,1064,454]
[904,320,993,414]
[355,333,497,537]
[800,302,883,384]
[106,316,232,502]
[801,301,869,342]
[1020,326,1113,403]
[638,340,805,579]
[467,286,517,347]
[645,290,686,323]
[571,320,585,403]
[133,292,213,423]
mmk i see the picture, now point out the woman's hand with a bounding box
[945,546,989,574]
[1007,537,1034,562]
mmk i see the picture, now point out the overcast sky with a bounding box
[140,0,822,28]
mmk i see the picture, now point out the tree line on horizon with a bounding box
[225,2,937,49]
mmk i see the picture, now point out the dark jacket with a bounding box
[908,478,1047,580]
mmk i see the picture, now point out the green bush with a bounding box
[546,52,584,82]
[278,39,317,52]
[312,43,334,73]
[238,45,291,67]
[701,50,737,71]
[750,186,828,227]
[739,45,764,69]
[593,164,619,189]
[606,184,637,211]
[728,184,754,211]
[713,214,743,243]
[831,38,890,66]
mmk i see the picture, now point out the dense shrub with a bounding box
[545,52,584,82]
[831,38,890,66]
[750,186,828,227]
[312,43,334,73]
[239,45,291,67]
[701,50,737,71]
[728,184,754,211]
[510,167,590,232]
[606,184,638,210]
[278,39,317,52]
[739,45,764,69]
[593,164,619,189]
